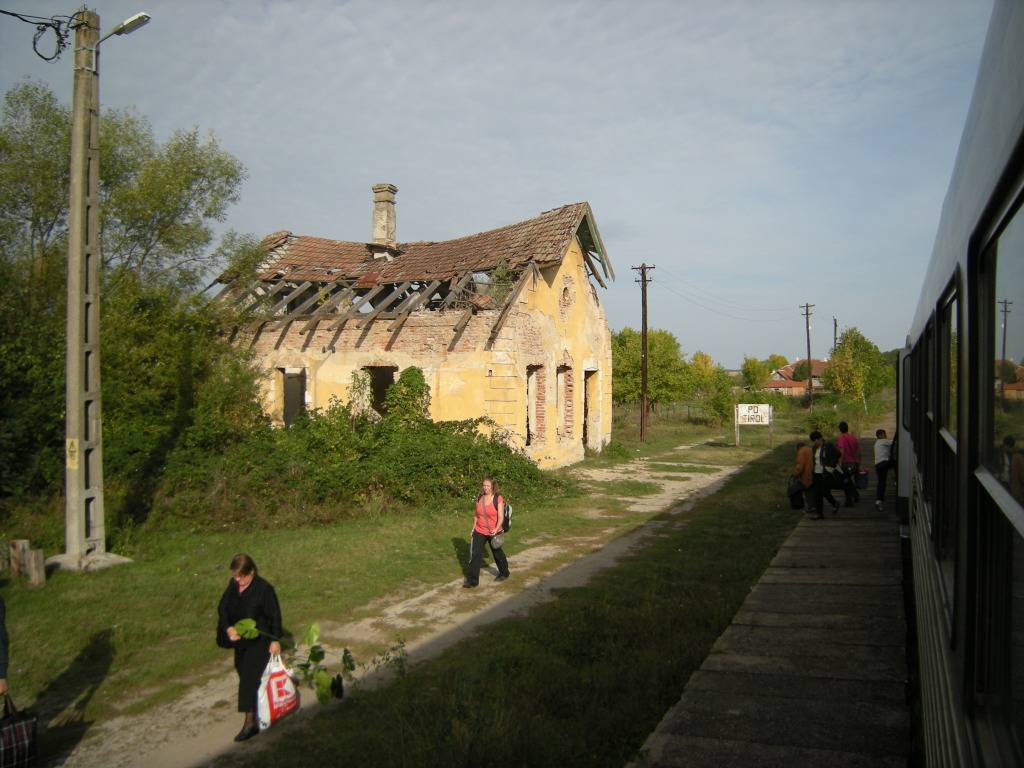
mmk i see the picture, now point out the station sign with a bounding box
[736,403,772,425]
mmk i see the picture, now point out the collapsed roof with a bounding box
[219,201,613,350]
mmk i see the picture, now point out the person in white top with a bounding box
[874,429,895,509]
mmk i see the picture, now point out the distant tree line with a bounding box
[611,328,734,424]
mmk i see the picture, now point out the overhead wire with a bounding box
[655,263,792,313]
[651,280,791,324]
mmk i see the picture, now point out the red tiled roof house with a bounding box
[218,185,615,468]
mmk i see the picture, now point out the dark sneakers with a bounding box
[495,574,509,582]
[462,580,477,588]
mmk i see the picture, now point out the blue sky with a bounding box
[0,0,992,367]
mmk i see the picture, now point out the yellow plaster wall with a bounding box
[243,237,613,469]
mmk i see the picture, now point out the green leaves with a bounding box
[233,618,260,639]
[291,623,353,705]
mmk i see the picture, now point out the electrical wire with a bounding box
[0,8,85,61]
[651,280,791,324]
[655,263,792,313]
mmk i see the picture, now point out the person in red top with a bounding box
[836,421,861,507]
[463,477,510,588]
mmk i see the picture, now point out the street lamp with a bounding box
[53,8,150,573]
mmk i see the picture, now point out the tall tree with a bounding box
[764,353,788,371]
[741,356,770,389]
[612,328,692,406]
[0,81,255,506]
[823,327,892,408]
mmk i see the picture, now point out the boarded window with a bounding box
[526,365,544,446]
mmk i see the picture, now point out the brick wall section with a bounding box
[564,367,574,437]
[534,365,546,440]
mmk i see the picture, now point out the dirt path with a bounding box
[57,437,753,768]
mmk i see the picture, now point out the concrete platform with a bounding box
[630,459,909,767]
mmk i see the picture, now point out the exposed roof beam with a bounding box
[357,281,412,328]
[485,266,535,349]
[327,283,390,330]
[272,280,351,325]
[439,272,476,309]
[581,250,608,289]
[268,281,312,316]
[388,279,442,333]
[300,286,357,334]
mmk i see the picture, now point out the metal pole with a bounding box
[734,404,739,446]
[64,9,106,566]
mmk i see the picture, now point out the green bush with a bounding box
[152,370,552,531]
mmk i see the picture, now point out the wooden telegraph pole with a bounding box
[633,264,654,441]
[802,303,814,411]
[999,299,1013,404]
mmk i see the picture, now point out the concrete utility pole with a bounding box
[55,8,149,572]
[63,9,105,567]
[999,298,1013,404]
[633,263,654,442]
[833,316,838,356]
[801,303,815,411]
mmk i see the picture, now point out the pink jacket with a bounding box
[837,432,860,465]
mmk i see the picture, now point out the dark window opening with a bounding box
[364,366,398,414]
[280,368,306,426]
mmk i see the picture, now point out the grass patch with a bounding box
[217,443,802,768]
[589,479,662,496]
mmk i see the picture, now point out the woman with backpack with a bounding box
[463,477,511,588]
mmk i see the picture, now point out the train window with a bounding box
[942,293,959,440]
[987,205,1024,497]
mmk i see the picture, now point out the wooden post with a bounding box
[26,549,45,588]
[9,540,30,577]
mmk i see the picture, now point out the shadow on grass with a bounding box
[34,628,115,764]
[450,537,470,577]
[219,443,805,768]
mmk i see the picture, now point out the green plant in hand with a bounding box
[231,620,355,704]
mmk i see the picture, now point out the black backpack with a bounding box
[478,494,512,532]
[821,441,841,468]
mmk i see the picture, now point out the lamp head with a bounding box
[112,12,151,36]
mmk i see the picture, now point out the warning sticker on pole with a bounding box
[736,404,772,425]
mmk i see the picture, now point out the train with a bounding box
[896,1,1024,765]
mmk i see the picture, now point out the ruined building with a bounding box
[220,185,615,468]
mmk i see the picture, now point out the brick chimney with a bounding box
[371,183,398,247]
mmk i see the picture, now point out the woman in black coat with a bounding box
[217,553,283,742]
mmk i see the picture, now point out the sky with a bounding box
[0,0,993,367]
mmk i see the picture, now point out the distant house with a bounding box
[763,358,829,397]
[218,185,616,468]
[999,361,1024,401]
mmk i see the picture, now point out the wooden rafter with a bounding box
[581,251,608,289]
[485,266,535,349]
[388,279,442,333]
[439,272,476,309]
[327,283,390,330]
[357,281,412,328]
[300,286,357,334]
[271,280,351,325]
[268,281,312,316]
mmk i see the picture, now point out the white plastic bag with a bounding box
[257,653,300,730]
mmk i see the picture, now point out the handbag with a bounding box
[855,470,869,490]
[257,654,300,731]
[786,475,804,498]
[0,695,37,768]
[490,533,505,550]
